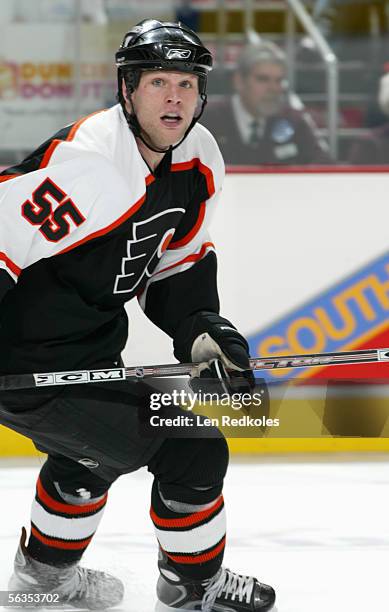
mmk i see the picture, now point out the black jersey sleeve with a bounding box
[0,270,15,305]
[143,251,219,339]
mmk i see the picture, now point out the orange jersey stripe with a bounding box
[171,158,215,199]
[39,139,62,169]
[66,110,105,142]
[39,109,106,169]
[58,192,146,256]
[169,201,206,249]
[154,241,215,279]
[0,175,20,183]
[0,252,21,277]
[145,174,155,186]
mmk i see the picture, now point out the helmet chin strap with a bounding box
[123,93,208,155]
[124,98,171,154]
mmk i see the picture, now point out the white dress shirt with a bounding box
[231,94,265,144]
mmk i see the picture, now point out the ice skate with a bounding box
[156,548,275,612]
[8,528,124,610]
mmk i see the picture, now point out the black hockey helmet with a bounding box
[116,19,212,95]
[115,19,213,152]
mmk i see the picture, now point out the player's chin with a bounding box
[159,126,188,147]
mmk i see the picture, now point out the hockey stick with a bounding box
[0,347,389,391]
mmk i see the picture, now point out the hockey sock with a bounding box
[151,479,226,581]
[27,460,109,566]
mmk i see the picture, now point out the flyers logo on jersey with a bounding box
[113,208,184,295]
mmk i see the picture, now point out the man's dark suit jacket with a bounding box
[202,98,332,166]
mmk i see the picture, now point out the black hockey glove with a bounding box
[173,311,255,396]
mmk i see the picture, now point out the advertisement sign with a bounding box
[0,24,111,149]
[122,172,389,385]
[207,173,389,383]
[249,250,389,382]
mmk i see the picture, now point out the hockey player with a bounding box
[0,20,275,611]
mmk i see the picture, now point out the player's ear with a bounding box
[122,79,129,103]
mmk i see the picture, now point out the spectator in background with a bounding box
[202,41,331,166]
[349,71,389,164]
[3,0,107,23]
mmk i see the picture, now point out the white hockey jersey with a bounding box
[0,105,224,373]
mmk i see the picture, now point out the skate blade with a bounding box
[155,600,201,611]
[155,601,279,612]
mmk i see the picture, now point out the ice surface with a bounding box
[1,454,389,611]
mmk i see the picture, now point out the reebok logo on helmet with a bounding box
[165,48,192,60]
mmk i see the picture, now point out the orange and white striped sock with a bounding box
[27,471,108,567]
[151,481,226,580]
